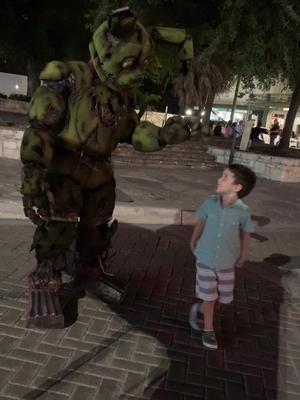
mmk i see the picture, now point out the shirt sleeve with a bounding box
[195,198,210,221]
[241,213,254,233]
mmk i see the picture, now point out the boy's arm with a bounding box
[190,219,205,252]
[235,231,251,268]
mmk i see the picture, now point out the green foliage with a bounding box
[8,93,31,102]
[0,93,7,99]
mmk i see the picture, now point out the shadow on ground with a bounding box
[0,222,296,400]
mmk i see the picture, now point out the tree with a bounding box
[88,0,300,150]
[207,0,300,150]
[87,0,231,119]
[0,0,92,96]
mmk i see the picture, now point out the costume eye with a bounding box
[144,59,149,65]
[122,58,135,69]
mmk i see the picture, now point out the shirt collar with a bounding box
[215,195,246,209]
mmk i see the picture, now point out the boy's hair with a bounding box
[228,164,256,198]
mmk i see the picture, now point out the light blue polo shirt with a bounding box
[194,195,253,271]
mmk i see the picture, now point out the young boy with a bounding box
[189,164,256,350]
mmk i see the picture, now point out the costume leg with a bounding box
[77,179,125,303]
[26,173,84,329]
[27,221,78,329]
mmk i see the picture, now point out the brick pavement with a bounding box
[0,220,300,399]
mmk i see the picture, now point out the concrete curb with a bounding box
[2,201,300,231]
[0,200,196,225]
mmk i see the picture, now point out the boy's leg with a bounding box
[189,302,203,330]
[194,265,220,349]
[202,299,218,349]
[203,300,216,331]
[190,265,218,335]
[217,269,235,305]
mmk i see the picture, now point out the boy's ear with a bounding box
[234,183,243,194]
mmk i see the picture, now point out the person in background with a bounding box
[235,120,245,138]
[250,121,267,143]
[269,119,281,146]
[224,120,233,138]
[213,122,222,136]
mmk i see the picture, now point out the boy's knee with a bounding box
[219,296,233,304]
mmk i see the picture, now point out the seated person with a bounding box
[269,119,281,146]
[250,121,267,143]
[213,123,222,136]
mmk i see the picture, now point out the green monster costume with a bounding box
[20,7,193,329]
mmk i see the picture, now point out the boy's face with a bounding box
[217,168,242,196]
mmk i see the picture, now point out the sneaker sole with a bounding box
[202,340,218,350]
[189,304,202,331]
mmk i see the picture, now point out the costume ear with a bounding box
[108,7,137,38]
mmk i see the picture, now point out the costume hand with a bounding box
[22,195,49,225]
[235,256,245,268]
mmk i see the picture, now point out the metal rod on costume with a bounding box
[98,257,114,277]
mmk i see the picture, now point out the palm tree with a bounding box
[173,57,231,130]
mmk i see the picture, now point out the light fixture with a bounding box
[185,109,193,116]
[15,84,19,90]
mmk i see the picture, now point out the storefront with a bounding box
[210,106,249,123]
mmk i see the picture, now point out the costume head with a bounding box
[89,7,152,88]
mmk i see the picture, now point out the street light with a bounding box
[185,109,192,116]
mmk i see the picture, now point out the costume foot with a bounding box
[78,262,126,304]
[26,288,65,329]
[86,275,127,304]
[26,287,82,329]
[26,276,83,330]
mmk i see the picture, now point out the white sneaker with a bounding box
[189,303,203,331]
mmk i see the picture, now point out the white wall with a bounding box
[0,72,28,96]
[214,81,292,106]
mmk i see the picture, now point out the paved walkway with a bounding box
[0,157,300,399]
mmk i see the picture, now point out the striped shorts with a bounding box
[195,264,235,304]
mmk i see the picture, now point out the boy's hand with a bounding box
[235,256,246,268]
[190,240,196,252]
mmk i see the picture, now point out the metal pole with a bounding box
[211,109,239,165]
[230,75,241,122]
[228,128,237,165]
[163,105,168,127]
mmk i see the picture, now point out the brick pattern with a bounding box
[0,223,299,399]
[112,141,217,169]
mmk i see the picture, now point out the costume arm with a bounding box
[128,26,193,152]
[130,117,191,152]
[20,61,69,224]
[150,26,193,64]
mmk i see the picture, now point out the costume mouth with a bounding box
[92,96,122,128]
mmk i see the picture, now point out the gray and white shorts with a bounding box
[195,263,235,304]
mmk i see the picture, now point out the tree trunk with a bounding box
[137,106,146,121]
[278,80,300,150]
[27,58,41,97]
[203,91,215,127]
